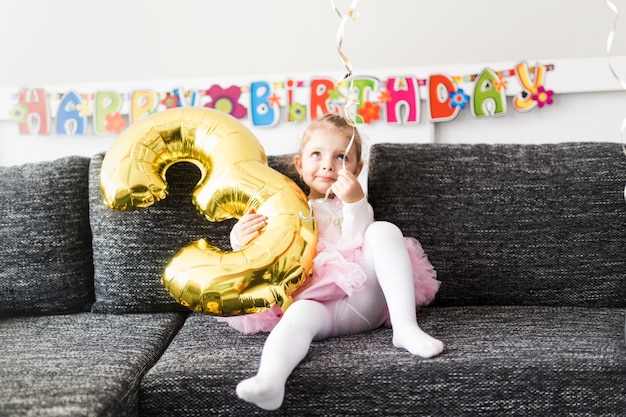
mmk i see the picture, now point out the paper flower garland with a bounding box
[161,93,180,109]
[532,86,554,108]
[493,75,508,92]
[9,104,28,123]
[76,102,92,117]
[289,103,307,122]
[449,89,470,110]
[205,85,247,119]
[358,101,380,124]
[105,113,127,134]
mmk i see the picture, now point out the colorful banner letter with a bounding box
[250,81,279,127]
[309,78,338,121]
[472,69,507,118]
[428,74,459,122]
[386,77,420,124]
[17,88,51,135]
[130,90,158,124]
[56,91,87,134]
[94,91,123,135]
[513,62,547,112]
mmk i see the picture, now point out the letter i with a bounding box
[286,79,295,121]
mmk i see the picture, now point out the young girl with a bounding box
[221,114,443,410]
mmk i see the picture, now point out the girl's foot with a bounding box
[236,375,285,410]
[392,323,444,358]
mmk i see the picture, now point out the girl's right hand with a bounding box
[332,169,365,204]
[232,209,267,246]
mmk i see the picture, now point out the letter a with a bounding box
[472,69,506,118]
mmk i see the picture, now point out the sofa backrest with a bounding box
[368,142,626,308]
[0,156,95,317]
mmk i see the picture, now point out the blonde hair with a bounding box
[300,113,363,164]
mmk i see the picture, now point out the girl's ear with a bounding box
[354,160,364,177]
[294,154,303,176]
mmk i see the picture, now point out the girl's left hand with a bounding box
[332,169,364,204]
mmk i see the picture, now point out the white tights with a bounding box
[236,221,444,410]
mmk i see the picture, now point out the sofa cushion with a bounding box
[0,156,94,317]
[368,143,626,307]
[0,312,185,417]
[89,152,303,314]
[139,307,625,416]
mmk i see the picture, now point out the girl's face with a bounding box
[294,126,363,199]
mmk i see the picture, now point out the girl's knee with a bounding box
[280,299,334,339]
[281,300,329,325]
[365,221,403,242]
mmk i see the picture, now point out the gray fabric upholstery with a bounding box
[0,312,185,417]
[368,143,626,308]
[0,156,94,317]
[140,307,625,416]
[3,143,624,416]
[89,152,304,314]
[268,153,309,194]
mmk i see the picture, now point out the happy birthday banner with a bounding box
[8,61,554,136]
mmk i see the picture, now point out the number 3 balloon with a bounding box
[100,107,317,316]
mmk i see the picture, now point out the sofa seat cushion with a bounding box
[0,156,94,316]
[0,312,186,417]
[139,306,625,416]
[368,143,626,308]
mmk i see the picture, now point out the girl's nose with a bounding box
[322,158,335,170]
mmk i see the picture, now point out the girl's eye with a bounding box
[337,154,348,161]
[310,151,321,158]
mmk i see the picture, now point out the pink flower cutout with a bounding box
[531,86,554,108]
[204,85,247,119]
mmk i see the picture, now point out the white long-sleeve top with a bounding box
[308,196,374,241]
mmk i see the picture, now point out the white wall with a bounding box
[2,0,624,86]
[1,0,626,166]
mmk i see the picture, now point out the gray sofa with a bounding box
[1,142,624,416]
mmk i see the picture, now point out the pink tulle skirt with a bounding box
[215,236,440,334]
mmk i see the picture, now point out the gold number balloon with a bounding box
[100,107,317,316]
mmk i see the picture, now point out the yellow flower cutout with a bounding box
[493,75,508,92]
[76,102,92,117]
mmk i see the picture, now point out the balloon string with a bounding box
[331,0,359,76]
[300,0,361,222]
[299,187,334,222]
[605,0,626,203]
[331,0,361,137]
